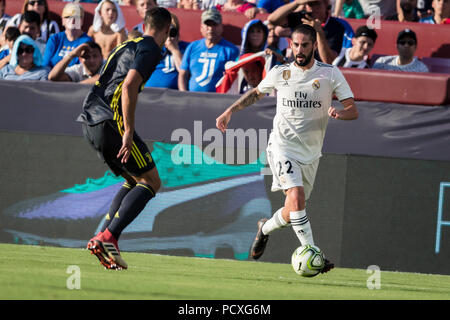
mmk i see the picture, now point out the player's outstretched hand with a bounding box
[216,111,231,133]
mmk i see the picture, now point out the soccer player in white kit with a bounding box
[216,24,358,273]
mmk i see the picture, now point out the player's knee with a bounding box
[138,169,161,193]
[142,177,161,193]
[121,173,137,188]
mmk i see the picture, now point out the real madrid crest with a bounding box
[312,79,320,90]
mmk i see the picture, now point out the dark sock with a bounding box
[107,183,155,239]
[100,182,135,233]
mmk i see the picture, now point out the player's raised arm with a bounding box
[328,97,358,120]
[216,87,265,132]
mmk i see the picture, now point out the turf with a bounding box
[1,243,449,300]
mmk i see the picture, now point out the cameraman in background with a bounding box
[145,12,189,90]
[268,0,345,64]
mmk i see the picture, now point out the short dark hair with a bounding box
[144,7,172,31]
[20,10,41,27]
[85,41,102,54]
[355,26,377,43]
[5,27,21,42]
[291,24,317,43]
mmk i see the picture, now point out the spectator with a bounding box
[0,26,19,58]
[88,0,127,60]
[216,52,267,94]
[372,29,429,72]
[178,0,200,9]
[333,0,365,18]
[145,12,189,89]
[358,0,397,18]
[178,8,239,92]
[240,19,268,55]
[417,0,434,16]
[388,0,420,21]
[333,25,377,68]
[322,0,356,50]
[48,41,103,83]
[0,26,19,69]
[18,11,46,55]
[0,0,11,39]
[419,0,450,23]
[240,57,264,92]
[42,3,92,68]
[268,0,346,64]
[264,21,289,66]
[0,34,49,80]
[334,15,354,50]
[216,0,257,19]
[6,0,59,43]
[133,0,157,33]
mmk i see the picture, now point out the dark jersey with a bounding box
[77,36,162,125]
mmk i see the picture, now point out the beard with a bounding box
[294,50,314,67]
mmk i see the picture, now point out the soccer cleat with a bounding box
[250,218,269,260]
[320,259,335,274]
[87,239,114,269]
[100,229,128,270]
[102,241,128,270]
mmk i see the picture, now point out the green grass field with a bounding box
[1,243,450,300]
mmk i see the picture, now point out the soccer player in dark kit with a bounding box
[77,7,172,270]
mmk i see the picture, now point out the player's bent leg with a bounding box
[252,206,292,260]
[250,218,270,260]
[100,167,160,270]
[284,186,315,246]
[87,172,137,269]
[99,172,137,234]
[284,187,334,274]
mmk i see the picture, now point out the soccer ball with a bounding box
[291,245,325,277]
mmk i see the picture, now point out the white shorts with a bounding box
[266,143,319,200]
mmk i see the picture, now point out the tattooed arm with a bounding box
[216,88,266,133]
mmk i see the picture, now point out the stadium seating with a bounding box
[422,57,450,74]
[4,1,450,105]
[6,1,450,58]
[341,68,450,105]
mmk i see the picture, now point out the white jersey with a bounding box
[257,60,354,164]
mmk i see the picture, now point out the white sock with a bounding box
[290,210,314,246]
[262,207,289,235]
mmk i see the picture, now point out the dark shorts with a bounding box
[82,120,156,177]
